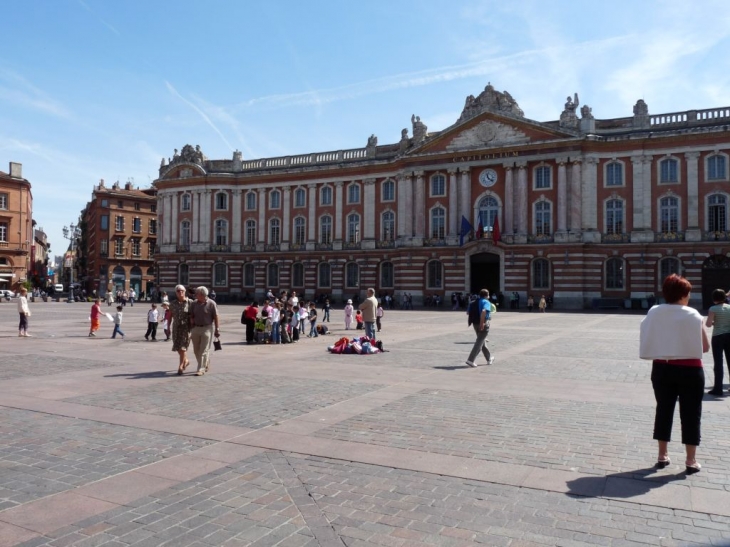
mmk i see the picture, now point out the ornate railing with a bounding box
[342,241,361,250]
[315,243,333,251]
[423,238,448,247]
[526,234,554,244]
[655,232,685,242]
[703,231,730,241]
[375,240,396,249]
[241,244,256,252]
[601,233,630,243]
[209,244,231,252]
[289,243,306,251]
[264,244,281,252]
[176,245,190,253]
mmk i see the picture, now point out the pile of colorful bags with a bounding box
[327,336,382,354]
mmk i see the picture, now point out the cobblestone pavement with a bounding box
[2,303,730,547]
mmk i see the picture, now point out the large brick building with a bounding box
[153,85,730,309]
[79,180,158,297]
[0,162,33,292]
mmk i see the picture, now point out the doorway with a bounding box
[702,255,730,309]
[470,252,500,295]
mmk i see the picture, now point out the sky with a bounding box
[2,0,730,253]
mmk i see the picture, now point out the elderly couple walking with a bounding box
[170,285,220,376]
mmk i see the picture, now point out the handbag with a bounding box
[213,336,222,351]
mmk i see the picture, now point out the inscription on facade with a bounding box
[451,151,520,163]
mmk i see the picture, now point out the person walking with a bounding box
[323,299,331,322]
[161,302,172,341]
[539,295,547,312]
[89,298,102,337]
[465,289,494,368]
[190,286,220,376]
[129,288,136,307]
[270,301,282,344]
[144,303,159,341]
[308,302,318,337]
[640,274,709,474]
[111,305,125,339]
[170,284,193,375]
[17,287,31,337]
[706,288,730,396]
[344,299,354,330]
[376,302,384,332]
[359,288,378,340]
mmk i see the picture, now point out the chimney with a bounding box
[9,162,22,178]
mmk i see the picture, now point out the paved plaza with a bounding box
[1,301,730,547]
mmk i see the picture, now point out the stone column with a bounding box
[278,187,291,243]
[231,189,242,245]
[397,174,408,238]
[192,191,201,243]
[158,192,168,245]
[685,152,701,241]
[170,192,179,245]
[307,184,317,242]
[581,157,599,241]
[569,159,582,233]
[259,189,268,244]
[334,182,343,241]
[363,178,376,240]
[414,171,425,238]
[459,168,471,225]
[448,168,458,237]
[516,162,528,236]
[642,156,653,233]
[556,158,568,233]
[202,190,212,244]
[503,165,514,236]
[631,155,645,231]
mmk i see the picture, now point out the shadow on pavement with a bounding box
[104,370,174,379]
[566,467,688,498]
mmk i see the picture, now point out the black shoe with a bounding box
[708,389,724,396]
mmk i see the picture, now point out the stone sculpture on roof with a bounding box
[456,83,525,123]
[411,115,428,144]
[560,93,580,129]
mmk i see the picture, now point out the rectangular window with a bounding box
[382,181,395,202]
[100,215,109,231]
[0,193,8,209]
[132,217,141,233]
[149,219,157,235]
[245,222,256,246]
[320,187,332,206]
[0,221,7,241]
[134,203,141,211]
[100,239,108,255]
[117,200,123,208]
[660,159,678,183]
[151,204,157,213]
[430,175,445,197]
[181,194,191,211]
[148,242,155,258]
[115,239,124,256]
[131,239,141,256]
[101,199,109,208]
[270,191,280,209]
[348,185,360,204]
[115,215,124,231]
[535,166,551,189]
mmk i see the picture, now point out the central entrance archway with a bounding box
[470,252,500,295]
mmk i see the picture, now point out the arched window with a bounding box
[345,262,359,288]
[382,211,395,241]
[269,219,280,245]
[294,217,306,245]
[605,258,624,290]
[606,162,623,186]
[294,188,306,208]
[320,216,332,244]
[427,260,443,289]
[181,193,191,211]
[535,201,552,236]
[380,262,394,288]
[180,220,191,246]
[478,196,499,230]
[178,263,189,286]
[347,213,360,243]
[214,219,228,245]
[430,174,446,196]
[245,220,256,246]
[708,194,728,232]
[267,263,279,287]
[707,154,728,181]
[246,192,256,210]
[320,186,332,206]
[660,196,679,233]
[243,263,255,287]
[659,158,679,183]
[430,207,445,239]
[318,262,331,288]
[659,257,681,285]
[605,199,624,234]
[535,165,551,189]
[348,183,360,204]
[215,192,228,210]
[213,263,227,286]
[382,179,395,201]
[532,258,550,289]
[292,263,304,287]
[269,190,281,209]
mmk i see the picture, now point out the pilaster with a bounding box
[334,182,344,243]
[447,168,458,237]
[459,167,471,227]
[581,156,600,243]
[260,189,269,244]
[503,164,514,236]
[569,159,582,233]
[556,158,568,234]
[363,178,376,241]
[307,183,317,242]
[414,171,425,239]
[231,189,242,246]
[685,152,701,241]
[516,162,528,238]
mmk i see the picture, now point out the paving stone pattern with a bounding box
[0,353,129,380]
[65,373,385,429]
[0,407,212,508]
[315,389,730,491]
[15,452,730,547]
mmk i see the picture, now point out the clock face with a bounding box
[479,168,498,187]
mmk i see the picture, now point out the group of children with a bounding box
[245,299,330,344]
[88,298,173,341]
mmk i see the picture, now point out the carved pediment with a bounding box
[446,120,529,151]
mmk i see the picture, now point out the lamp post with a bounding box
[62,224,80,303]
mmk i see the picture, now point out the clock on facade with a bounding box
[479,168,498,187]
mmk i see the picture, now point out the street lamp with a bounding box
[62,224,80,303]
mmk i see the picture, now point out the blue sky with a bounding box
[2,0,730,252]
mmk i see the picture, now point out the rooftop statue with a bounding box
[457,83,525,123]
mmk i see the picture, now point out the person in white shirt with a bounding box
[640,274,710,474]
[145,303,160,341]
[17,287,31,337]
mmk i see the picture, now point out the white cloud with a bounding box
[0,67,71,119]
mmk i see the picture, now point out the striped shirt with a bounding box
[709,303,730,336]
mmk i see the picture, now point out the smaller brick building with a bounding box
[0,162,33,291]
[79,180,157,297]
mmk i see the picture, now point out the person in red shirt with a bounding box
[242,301,259,344]
[89,298,102,337]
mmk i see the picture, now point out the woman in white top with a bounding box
[640,274,709,474]
[17,287,31,337]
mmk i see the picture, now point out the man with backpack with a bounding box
[466,288,495,368]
